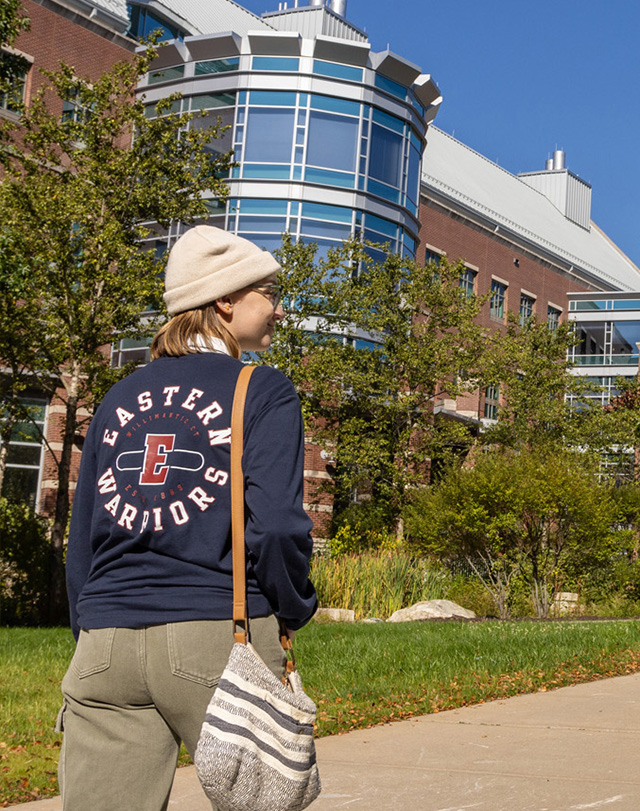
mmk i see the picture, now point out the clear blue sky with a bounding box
[242,0,640,269]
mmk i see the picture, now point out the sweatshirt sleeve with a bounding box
[241,367,318,630]
[65,423,100,641]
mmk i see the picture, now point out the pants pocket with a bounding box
[71,628,116,678]
[167,621,232,687]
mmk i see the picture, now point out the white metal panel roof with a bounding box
[90,0,129,22]
[149,0,275,36]
[422,127,640,292]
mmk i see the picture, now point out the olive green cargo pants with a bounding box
[58,617,286,811]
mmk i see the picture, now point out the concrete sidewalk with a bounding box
[15,672,640,810]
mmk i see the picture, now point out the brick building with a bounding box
[418,127,640,423]
[3,0,640,535]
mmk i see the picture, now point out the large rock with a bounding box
[387,600,476,622]
[314,607,356,623]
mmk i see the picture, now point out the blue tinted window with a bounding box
[406,143,421,205]
[355,339,378,351]
[367,178,400,203]
[238,215,287,232]
[313,60,363,82]
[252,56,300,71]
[612,300,640,310]
[128,4,185,41]
[410,131,422,152]
[365,213,397,239]
[304,167,355,188]
[299,237,336,263]
[611,322,640,354]
[144,99,181,118]
[369,123,403,188]
[403,231,416,254]
[307,110,358,172]
[405,198,418,217]
[375,73,406,100]
[148,65,184,85]
[300,219,352,239]
[239,200,288,215]
[364,229,393,247]
[243,164,291,179]
[302,202,352,223]
[191,93,235,110]
[573,300,608,310]
[408,90,425,117]
[310,95,360,116]
[236,233,283,253]
[244,108,295,162]
[249,90,297,106]
[372,107,405,134]
[195,58,240,75]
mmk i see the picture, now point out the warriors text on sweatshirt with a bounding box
[66,353,317,641]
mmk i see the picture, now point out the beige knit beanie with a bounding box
[163,226,281,315]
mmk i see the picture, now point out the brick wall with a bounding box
[418,195,596,419]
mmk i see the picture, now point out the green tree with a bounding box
[0,42,232,622]
[482,314,596,451]
[0,0,30,94]
[405,448,615,618]
[268,239,488,531]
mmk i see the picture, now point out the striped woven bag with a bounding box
[194,366,321,811]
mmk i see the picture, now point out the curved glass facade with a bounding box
[136,18,441,261]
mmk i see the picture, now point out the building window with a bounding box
[0,54,28,115]
[547,306,561,331]
[424,249,441,266]
[459,268,476,298]
[374,73,407,101]
[111,337,153,368]
[313,60,363,82]
[490,280,507,321]
[61,88,93,125]
[307,109,359,173]
[195,58,240,75]
[245,107,296,163]
[520,294,535,325]
[369,115,404,191]
[127,4,186,41]
[148,65,185,85]
[252,56,299,72]
[484,385,500,420]
[0,396,47,509]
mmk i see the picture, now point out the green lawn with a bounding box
[3,620,640,805]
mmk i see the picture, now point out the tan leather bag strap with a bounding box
[230,365,255,644]
[230,365,294,668]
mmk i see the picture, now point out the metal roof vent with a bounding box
[518,149,592,231]
[328,0,347,16]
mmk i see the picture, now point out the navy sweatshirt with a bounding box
[66,353,317,641]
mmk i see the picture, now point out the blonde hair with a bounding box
[150,302,241,360]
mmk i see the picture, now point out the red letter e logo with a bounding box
[140,434,175,485]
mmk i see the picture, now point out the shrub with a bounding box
[0,499,50,625]
[310,548,450,620]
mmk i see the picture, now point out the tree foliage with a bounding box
[268,238,488,527]
[481,314,596,451]
[0,41,232,621]
[404,447,616,618]
[0,0,30,93]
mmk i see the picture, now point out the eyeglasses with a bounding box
[247,283,283,310]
